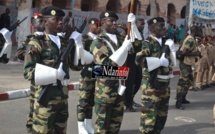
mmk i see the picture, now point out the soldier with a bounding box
[175,26,201,110]
[135,17,176,134]
[89,11,139,133]
[0,27,12,63]
[77,18,101,134]
[19,13,45,133]
[23,6,94,134]
[15,13,44,61]
[124,18,145,112]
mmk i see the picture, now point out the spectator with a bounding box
[0,8,10,29]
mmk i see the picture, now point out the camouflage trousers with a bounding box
[140,78,170,134]
[26,84,37,133]
[77,77,96,121]
[176,62,193,95]
[32,86,69,134]
[94,90,124,134]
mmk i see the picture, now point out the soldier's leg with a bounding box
[32,99,67,134]
[195,70,204,89]
[107,95,124,134]
[26,85,36,133]
[77,77,95,133]
[94,96,112,134]
[132,65,142,107]
[154,87,170,134]
[202,69,209,89]
[139,83,160,134]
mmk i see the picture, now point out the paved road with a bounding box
[0,77,215,134]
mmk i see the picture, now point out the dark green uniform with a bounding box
[90,31,125,133]
[77,33,96,121]
[24,32,76,134]
[135,35,172,134]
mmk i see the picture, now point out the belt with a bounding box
[157,74,174,80]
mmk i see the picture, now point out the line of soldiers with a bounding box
[0,5,179,134]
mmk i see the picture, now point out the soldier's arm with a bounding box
[90,39,117,66]
[183,39,201,57]
[23,40,41,81]
[135,40,150,67]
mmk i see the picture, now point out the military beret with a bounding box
[88,18,100,26]
[41,6,65,17]
[99,11,119,20]
[147,17,165,25]
[32,13,42,19]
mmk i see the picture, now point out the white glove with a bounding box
[165,39,175,51]
[159,53,169,67]
[127,13,136,23]
[70,31,82,45]
[122,36,132,51]
[56,62,66,80]
[0,28,12,43]
[127,13,142,42]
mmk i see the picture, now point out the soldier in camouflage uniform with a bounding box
[89,11,140,133]
[15,13,44,61]
[175,26,201,110]
[23,6,93,134]
[77,18,101,134]
[19,13,45,133]
[0,27,12,63]
[135,17,177,134]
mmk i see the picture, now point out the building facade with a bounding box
[0,0,187,24]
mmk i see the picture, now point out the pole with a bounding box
[182,0,190,42]
[127,0,135,39]
[71,0,75,12]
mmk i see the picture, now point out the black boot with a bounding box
[182,94,190,104]
[175,93,184,110]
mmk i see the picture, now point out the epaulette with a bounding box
[26,35,34,39]
[34,34,45,40]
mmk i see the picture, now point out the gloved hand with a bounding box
[0,28,12,43]
[70,31,82,45]
[127,13,136,23]
[56,62,66,80]
[159,53,169,67]
[122,35,132,51]
[165,39,175,51]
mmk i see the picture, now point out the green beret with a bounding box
[147,17,165,26]
[99,11,119,20]
[41,6,65,17]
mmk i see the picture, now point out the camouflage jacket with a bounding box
[0,34,9,63]
[136,35,173,83]
[24,32,77,84]
[90,31,124,96]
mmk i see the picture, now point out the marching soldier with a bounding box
[175,26,201,110]
[77,18,101,134]
[89,11,140,133]
[135,17,176,134]
[23,6,94,134]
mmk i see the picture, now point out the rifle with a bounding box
[75,11,93,33]
[149,37,170,89]
[38,13,89,106]
[8,16,28,31]
[38,39,75,107]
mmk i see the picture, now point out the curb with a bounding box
[0,82,80,101]
[0,70,180,101]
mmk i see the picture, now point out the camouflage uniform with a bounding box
[135,35,172,134]
[176,35,197,107]
[77,33,96,122]
[90,31,125,134]
[24,32,75,134]
[0,35,9,63]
